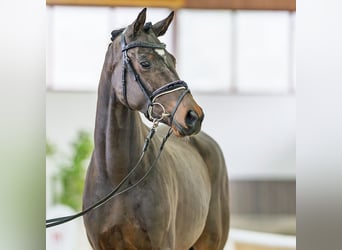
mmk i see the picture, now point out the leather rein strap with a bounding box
[46,125,172,228]
[46,30,191,228]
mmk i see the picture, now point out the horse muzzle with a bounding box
[172,108,204,137]
[146,86,204,137]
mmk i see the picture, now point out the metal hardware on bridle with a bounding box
[46,29,190,228]
[120,29,190,123]
[148,102,169,123]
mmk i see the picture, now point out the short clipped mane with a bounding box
[111,28,125,41]
[110,22,153,41]
[143,22,152,32]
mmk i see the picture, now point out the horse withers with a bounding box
[83,8,230,250]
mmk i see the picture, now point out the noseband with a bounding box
[120,30,190,124]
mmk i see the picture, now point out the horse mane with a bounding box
[111,28,125,41]
[110,22,153,41]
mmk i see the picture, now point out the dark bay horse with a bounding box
[83,8,229,250]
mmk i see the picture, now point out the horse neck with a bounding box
[106,100,147,183]
[93,55,148,184]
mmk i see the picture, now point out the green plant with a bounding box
[48,130,93,211]
[46,139,56,157]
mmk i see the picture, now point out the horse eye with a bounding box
[140,61,151,68]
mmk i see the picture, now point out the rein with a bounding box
[46,121,171,228]
[46,30,190,228]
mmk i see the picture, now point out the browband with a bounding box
[122,41,166,52]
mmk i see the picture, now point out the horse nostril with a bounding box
[185,110,199,128]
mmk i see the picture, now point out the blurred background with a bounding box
[46,1,296,249]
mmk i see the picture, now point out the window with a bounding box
[47,6,111,90]
[47,7,296,94]
[235,11,293,93]
[47,6,174,90]
[177,9,233,92]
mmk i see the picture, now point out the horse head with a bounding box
[109,8,204,137]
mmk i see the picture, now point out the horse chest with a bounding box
[89,167,207,249]
[98,220,153,249]
[92,187,174,249]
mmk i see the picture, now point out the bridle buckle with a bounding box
[148,102,170,125]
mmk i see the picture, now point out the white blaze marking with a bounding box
[155,49,171,67]
[155,48,165,57]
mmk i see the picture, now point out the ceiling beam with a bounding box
[46,0,296,11]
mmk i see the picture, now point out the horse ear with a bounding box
[152,11,174,37]
[132,8,147,36]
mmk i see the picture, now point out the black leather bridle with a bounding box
[120,29,190,124]
[46,30,192,228]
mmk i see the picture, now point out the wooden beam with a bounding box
[184,0,296,11]
[46,0,184,9]
[46,0,296,11]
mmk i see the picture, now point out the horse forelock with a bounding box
[143,22,152,32]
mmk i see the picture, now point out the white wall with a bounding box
[197,94,295,180]
[46,91,295,181]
